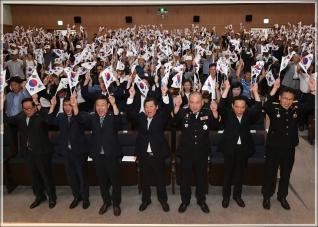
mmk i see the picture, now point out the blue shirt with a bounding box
[10,92,22,116]
[241,78,251,99]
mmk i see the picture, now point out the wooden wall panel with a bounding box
[7,3,315,39]
[3,25,13,34]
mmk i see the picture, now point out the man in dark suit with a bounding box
[261,77,316,210]
[1,93,57,209]
[126,84,173,212]
[171,92,219,213]
[71,93,123,216]
[46,96,90,209]
[217,80,262,208]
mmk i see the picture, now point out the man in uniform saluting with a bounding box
[261,77,316,210]
[171,92,219,213]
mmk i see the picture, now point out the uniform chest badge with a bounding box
[203,124,208,130]
[184,124,188,128]
[200,116,209,120]
[293,113,297,118]
[277,113,280,118]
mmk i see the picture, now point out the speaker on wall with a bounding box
[193,16,200,23]
[245,15,252,22]
[74,16,81,23]
[125,16,132,23]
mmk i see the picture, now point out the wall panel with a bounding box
[7,3,315,39]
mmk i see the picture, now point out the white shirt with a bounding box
[127,95,170,153]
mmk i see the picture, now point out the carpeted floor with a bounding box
[1,134,316,227]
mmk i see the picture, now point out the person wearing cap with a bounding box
[213,46,221,62]
[273,37,284,63]
[4,49,26,79]
[256,37,267,56]
[43,45,58,70]
[201,51,214,79]
[1,93,57,209]
[183,55,195,84]
[135,55,148,78]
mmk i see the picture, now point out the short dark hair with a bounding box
[209,63,217,69]
[21,98,35,107]
[279,87,296,97]
[144,97,158,107]
[231,82,243,94]
[232,95,248,105]
[63,96,71,103]
[189,91,203,100]
[95,94,110,104]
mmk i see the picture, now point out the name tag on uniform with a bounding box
[200,116,208,120]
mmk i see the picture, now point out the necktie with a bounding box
[67,115,71,149]
[100,117,104,127]
[100,116,105,154]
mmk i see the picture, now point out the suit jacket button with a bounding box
[286,133,288,135]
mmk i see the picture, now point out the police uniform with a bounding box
[171,107,218,205]
[261,93,315,199]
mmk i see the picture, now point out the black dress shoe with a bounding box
[69,198,83,209]
[222,198,229,208]
[49,199,56,209]
[197,202,210,213]
[30,198,47,209]
[139,200,151,211]
[113,206,121,216]
[161,202,170,212]
[263,198,270,210]
[99,202,112,214]
[82,199,90,209]
[277,196,290,210]
[233,198,245,207]
[178,202,189,213]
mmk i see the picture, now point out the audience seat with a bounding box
[3,131,18,193]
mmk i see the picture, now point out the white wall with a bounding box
[3,4,12,25]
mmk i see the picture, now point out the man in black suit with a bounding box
[217,80,262,208]
[71,93,123,216]
[46,96,90,209]
[126,84,173,212]
[261,77,316,210]
[1,93,57,209]
[171,92,219,213]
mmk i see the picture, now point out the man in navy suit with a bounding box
[217,80,262,208]
[46,96,90,209]
[71,93,123,216]
[126,84,173,212]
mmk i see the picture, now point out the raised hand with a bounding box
[129,86,135,99]
[174,95,182,107]
[161,83,168,95]
[273,78,280,91]
[223,80,231,91]
[252,82,259,93]
[108,95,116,106]
[32,93,39,104]
[70,92,78,108]
[210,101,218,113]
[50,96,57,107]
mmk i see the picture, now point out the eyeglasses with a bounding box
[22,106,35,111]
[281,97,294,102]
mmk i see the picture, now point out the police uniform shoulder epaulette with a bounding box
[293,100,298,103]
[273,102,279,104]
